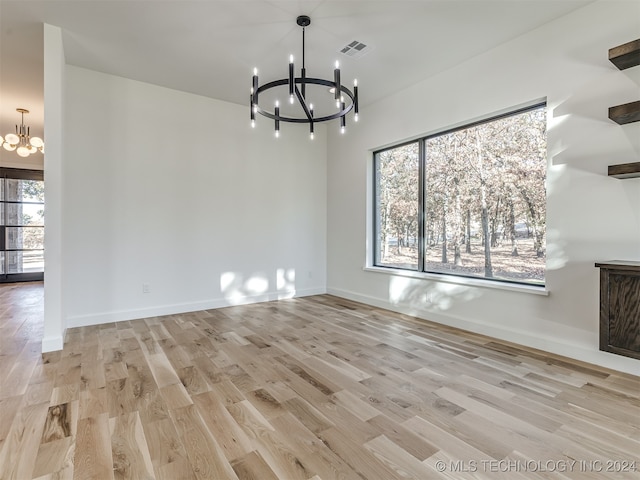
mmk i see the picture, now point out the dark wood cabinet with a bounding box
[595,261,640,359]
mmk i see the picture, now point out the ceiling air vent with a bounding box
[339,40,371,59]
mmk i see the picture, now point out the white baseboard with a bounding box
[41,334,64,353]
[66,287,326,329]
[327,287,640,377]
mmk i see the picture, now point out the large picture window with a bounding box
[374,103,547,286]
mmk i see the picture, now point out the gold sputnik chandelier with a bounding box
[1,108,45,157]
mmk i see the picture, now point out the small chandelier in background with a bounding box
[250,15,359,139]
[1,108,45,157]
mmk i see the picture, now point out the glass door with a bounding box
[0,168,44,283]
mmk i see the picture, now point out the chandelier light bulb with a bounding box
[253,67,258,75]
[275,130,280,138]
[289,55,294,63]
[335,60,339,69]
[354,79,358,87]
[251,119,256,128]
[3,142,16,151]
[354,113,359,122]
[17,146,30,157]
[5,133,19,145]
[340,126,345,134]
[30,137,44,148]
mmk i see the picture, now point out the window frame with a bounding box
[371,101,547,290]
[0,168,45,283]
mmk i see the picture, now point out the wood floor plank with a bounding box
[74,413,114,480]
[171,404,239,480]
[318,426,406,480]
[142,417,190,476]
[41,400,77,443]
[1,283,639,479]
[269,412,363,480]
[109,411,155,480]
[363,434,436,479]
[192,391,254,462]
[32,436,75,479]
[231,450,280,480]
[0,401,49,480]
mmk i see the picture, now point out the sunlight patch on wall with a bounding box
[277,268,296,299]
[220,271,269,305]
[547,105,569,167]
[221,269,297,305]
[246,276,269,294]
[545,228,568,271]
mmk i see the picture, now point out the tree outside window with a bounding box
[374,103,547,286]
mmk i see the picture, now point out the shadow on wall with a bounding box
[220,268,296,305]
[388,275,483,314]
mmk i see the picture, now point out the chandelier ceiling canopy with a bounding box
[250,15,359,139]
[1,108,44,157]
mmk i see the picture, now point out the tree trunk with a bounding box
[465,208,472,254]
[509,200,518,256]
[382,201,391,260]
[476,132,492,277]
[453,181,462,266]
[522,193,544,258]
[481,196,492,277]
[490,196,501,248]
[441,211,448,264]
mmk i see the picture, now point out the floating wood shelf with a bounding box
[608,162,640,179]
[609,39,640,70]
[609,100,640,125]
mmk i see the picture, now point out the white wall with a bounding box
[63,66,327,327]
[327,0,640,375]
[42,23,65,352]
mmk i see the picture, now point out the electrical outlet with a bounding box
[142,283,150,294]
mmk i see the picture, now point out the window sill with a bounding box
[363,266,549,296]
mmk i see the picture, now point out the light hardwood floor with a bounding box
[1,282,639,479]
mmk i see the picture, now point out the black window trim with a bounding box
[0,167,45,283]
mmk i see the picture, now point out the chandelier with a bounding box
[1,108,45,157]
[250,15,359,139]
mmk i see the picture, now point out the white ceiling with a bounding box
[0,0,594,148]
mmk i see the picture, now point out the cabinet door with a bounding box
[601,270,640,359]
